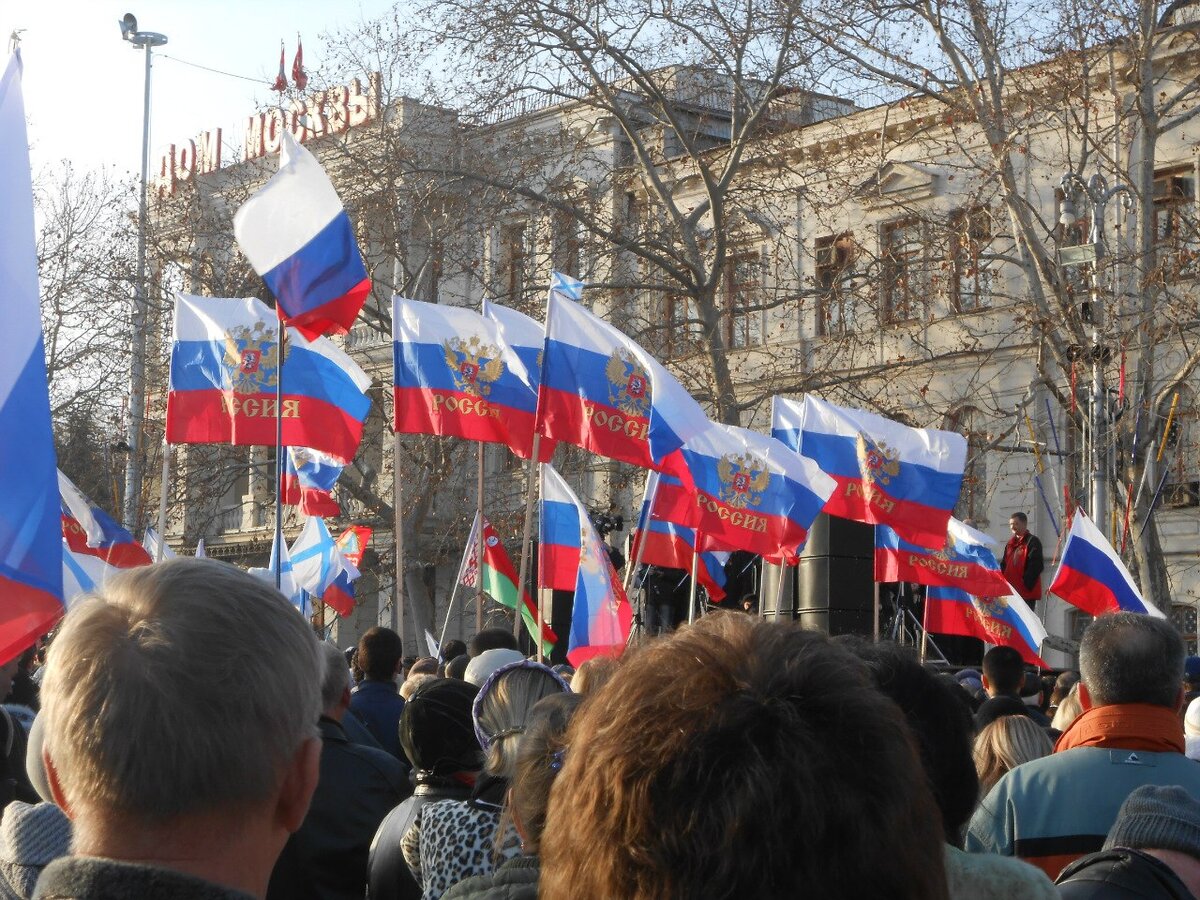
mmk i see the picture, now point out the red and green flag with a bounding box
[461,513,557,655]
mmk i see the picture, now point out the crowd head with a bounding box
[358,626,404,682]
[1079,612,1185,709]
[541,613,950,899]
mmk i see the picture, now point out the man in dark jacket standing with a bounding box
[349,627,408,763]
[1002,512,1044,608]
[269,643,411,900]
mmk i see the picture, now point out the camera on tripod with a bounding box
[589,512,624,538]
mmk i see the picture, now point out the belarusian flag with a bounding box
[461,513,557,654]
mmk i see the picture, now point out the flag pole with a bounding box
[476,442,485,634]
[772,561,787,623]
[513,435,540,641]
[153,438,170,562]
[273,327,286,590]
[919,594,930,664]
[536,463,546,664]
[438,511,479,653]
[393,430,405,641]
[687,538,700,625]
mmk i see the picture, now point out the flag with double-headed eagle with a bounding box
[875,517,1012,597]
[671,423,836,562]
[925,585,1048,666]
[773,395,966,550]
[536,285,710,473]
[540,465,631,665]
[166,294,371,462]
[393,297,552,461]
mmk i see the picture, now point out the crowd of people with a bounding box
[3,558,1200,897]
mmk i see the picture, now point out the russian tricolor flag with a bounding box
[0,52,64,662]
[630,472,730,603]
[1049,510,1164,618]
[875,518,1012,597]
[540,465,631,665]
[281,447,343,517]
[166,294,371,463]
[677,423,835,562]
[58,470,152,606]
[775,395,966,549]
[233,132,370,340]
[537,286,710,471]
[925,585,1048,666]
[392,297,551,461]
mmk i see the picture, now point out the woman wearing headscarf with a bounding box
[368,677,482,900]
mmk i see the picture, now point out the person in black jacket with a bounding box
[269,642,410,900]
[368,677,483,900]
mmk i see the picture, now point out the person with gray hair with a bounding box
[268,642,410,900]
[34,559,324,900]
[966,612,1200,882]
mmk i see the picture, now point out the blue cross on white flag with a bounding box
[250,533,307,615]
[549,271,584,304]
[290,515,355,599]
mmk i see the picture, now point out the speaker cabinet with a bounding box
[793,514,875,637]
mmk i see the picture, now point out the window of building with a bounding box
[949,207,993,312]
[551,209,581,277]
[1172,603,1199,655]
[948,406,988,525]
[499,223,526,302]
[815,233,857,335]
[1153,168,1199,282]
[722,250,762,349]
[662,292,703,359]
[881,218,927,324]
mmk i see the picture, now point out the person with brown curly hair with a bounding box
[539,613,951,900]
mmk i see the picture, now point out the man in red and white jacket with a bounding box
[1002,512,1044,608]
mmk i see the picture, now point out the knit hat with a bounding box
[1186,697,1200,738]
[1104,785,1200,858]
[465,649,525,687]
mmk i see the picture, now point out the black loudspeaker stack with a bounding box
[793,514,876,636]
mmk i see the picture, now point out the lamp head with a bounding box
[1059,196,1078,228]
[119,13,137,42]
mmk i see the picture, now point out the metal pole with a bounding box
[687,539,700,625]
[513,435,540,641]
[535,464,546,663]
[123,39,157,531]
[393,431,404,638]
[476,443,485,634]
[273,329,285,590]
[153,439,170,562]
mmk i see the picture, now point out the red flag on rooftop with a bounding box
[292,36,308,91]
[271,41,287,92]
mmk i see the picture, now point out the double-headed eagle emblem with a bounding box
[717,452,771,509]
[443,336,505,397]
[855,433,901,487]
[222,323,278,394]
[971,594,1010,619]
[605,348,651,417]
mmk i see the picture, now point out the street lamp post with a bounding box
[119,14,167,532]
[1059,172,1134,533]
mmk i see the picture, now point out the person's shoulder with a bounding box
[945,845,1057,900]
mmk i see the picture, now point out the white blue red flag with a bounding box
[233,132,370,339]
[925,585,1048,666]
[392,297,551,461]
[0,52,64,661]
[548,271,584,304]
[540,465,631,665]
[289,516,360,618]
[281,447,343,517]
[58,470,152,605]
[1049,510,1164,618]
[537,291,710,471]
[166,294,372,462]
[775,395,966,549]
[875,518,1011,597]
[674,423,835,563]
[142,527,178,562]
[630,472,730,603]
[250,533,308,616]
